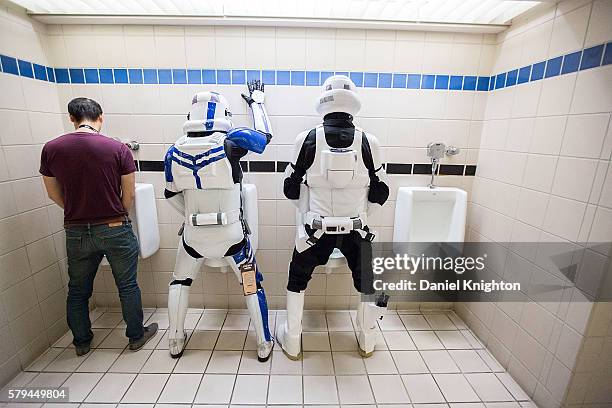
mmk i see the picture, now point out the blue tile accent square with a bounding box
[33,63,47,81]
[335,71,349,77]
[349,72,364,87]
[69,68,85,84]
[276,70,290,85]
[561,51,582,74]
[320,71,334,83]
[518,66,531,84]
[495,73,506,89]
[476,76,489,91]
[158,69,172,84]
[114,69,128,84]
[435,75,449,90]
[489,76,495,90]
[84,68,99,83]
[463,76,476,90]
[217,69,231,84]
[247,70,261,82]
[307,71,320,86]
[46,66,55,82]
[187,69,201,84]
[99,69,113,84]
[55,68,69,83]
[262,70,275,85]
[421,74,435,89]
[172,69,186,84]
[407,74,421,89]
[581,44,604,70]
[18,60,33,78]
[364,72,378,88]
[545,56,562,78]
[143,69,158,84]
[128,68,143,84]
[0,55,18,75]
[604,42,612,66]
[449,76,463,90]
[506,69,518,86]
[392,73,407,88]
[202,69,216,84]
[290,71,305,85]
[530,61,545,81]
[378,73,392,88]
[232,70,246,84]
[237,70,251,85]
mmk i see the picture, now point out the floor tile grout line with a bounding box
[90,313,137,404]
[188,311,224,404]
[378,312,412,404]
[261,312,276,404]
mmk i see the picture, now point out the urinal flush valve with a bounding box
[427,142,460,189]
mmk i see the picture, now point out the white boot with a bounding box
[168,283,190,358]
[356,301,386,358]
[245,290,274,362]
[275,290,304,360]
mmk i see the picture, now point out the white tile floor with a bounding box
[2,308,537,408]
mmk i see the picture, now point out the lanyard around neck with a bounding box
[78,124,99,133]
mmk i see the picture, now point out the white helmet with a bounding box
[315,75,361,117]
[183,91,232,134]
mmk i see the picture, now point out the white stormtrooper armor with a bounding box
[277,75,390,359]
[165,83,274,361]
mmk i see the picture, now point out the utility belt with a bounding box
[189,209,241,226]
[303,211,375,246]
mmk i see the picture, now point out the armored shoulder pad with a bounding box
[226,127,268,154]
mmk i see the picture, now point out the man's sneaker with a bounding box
[75,343,91,356]
[129,323,159,351]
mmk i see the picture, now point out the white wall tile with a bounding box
[537,73,576,116]
[522,154,557,193]
[335,39,366,70]
[561,113,610,158]
[393,40,424,72]
[542,196,586,241]
[511,81,543,118]
[516,188,550,228]
[584,0,612,47]
[529,116,566,155]
[548,4,590,58]
[570,65,612,115]
[551,157,597,201]
[276,37,305,70]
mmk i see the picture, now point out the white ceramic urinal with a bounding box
[101,182,160,265]
[393,187,467,242]
[204,183,258,267]
[132,183,160,258]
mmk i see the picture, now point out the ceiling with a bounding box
[9,0,545,32]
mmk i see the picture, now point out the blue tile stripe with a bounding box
[1,41,610,91]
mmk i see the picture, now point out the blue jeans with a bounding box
[65,222,144,346]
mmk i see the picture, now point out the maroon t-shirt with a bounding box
[40,131,136,224]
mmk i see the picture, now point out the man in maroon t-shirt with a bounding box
[40,97,157,356]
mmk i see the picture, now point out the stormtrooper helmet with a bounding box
[315,75,361,117]
[183,91,232,134]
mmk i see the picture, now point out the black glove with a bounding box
[241,80,265,106]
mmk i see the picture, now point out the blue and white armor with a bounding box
[164,84,274,361]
